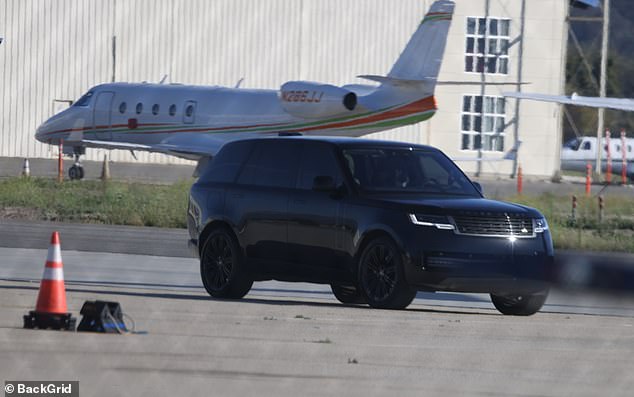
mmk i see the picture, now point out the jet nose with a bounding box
[35,122,48,143]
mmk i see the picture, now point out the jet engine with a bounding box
[279,81,357,119]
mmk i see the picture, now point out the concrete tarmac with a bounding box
[1,245,634,396]
[1,219,634,396]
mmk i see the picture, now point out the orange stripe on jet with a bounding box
[296,96,436,132]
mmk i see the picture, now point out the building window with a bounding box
[461,95,505,152]
[465,17,510,74]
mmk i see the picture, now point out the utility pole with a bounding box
[596,0,610,175]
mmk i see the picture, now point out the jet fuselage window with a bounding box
[169,104,177,116]
[152,104,160,115]
[74,91,94,107]
[119,102,127,114]
[136,103,143,114]
[582,141,591,150]
[185,105,194,118]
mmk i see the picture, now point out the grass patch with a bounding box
[505,193,634,253]
[0,177,192,228]
[0,177,632,252]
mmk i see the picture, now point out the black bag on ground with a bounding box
[77,300,128,333]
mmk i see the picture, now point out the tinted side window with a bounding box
[201,141,253,183]
[297,143,342,190]
[237,141,300,188]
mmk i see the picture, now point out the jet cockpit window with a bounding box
[169,104,177,116]
[563,138,581,151]
[119,102,127,114]
[152,104,160,115]
[73,91,94,107]
[136,103,143,114]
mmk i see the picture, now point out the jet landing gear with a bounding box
[66,146,86,180]
[68,160,84,180]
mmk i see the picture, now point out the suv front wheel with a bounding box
[490,291,548,316]
[358,237,416,310]
[200,228,253,299]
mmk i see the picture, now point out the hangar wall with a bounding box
[0,0,567,177]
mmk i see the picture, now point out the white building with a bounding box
[0,0,567,177]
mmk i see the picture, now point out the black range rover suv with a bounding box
[188,137,553,315]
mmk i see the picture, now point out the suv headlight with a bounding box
[408,214,455,230]
[534,217,549,233]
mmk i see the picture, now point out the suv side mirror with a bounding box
[473,182,483,195]
[312,175,337,192]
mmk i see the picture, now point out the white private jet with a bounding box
[36,1,469,180]
[561,136,634,179]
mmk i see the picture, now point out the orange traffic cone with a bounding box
[23,232,76,330]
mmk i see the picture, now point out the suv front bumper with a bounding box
[401,228,554,294]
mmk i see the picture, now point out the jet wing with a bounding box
[503,92,634,112]
[82,133,230,161]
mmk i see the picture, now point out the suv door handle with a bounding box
[293,199,307,205]
[231,193,244,199]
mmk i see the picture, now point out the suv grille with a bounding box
[450,214,534,238]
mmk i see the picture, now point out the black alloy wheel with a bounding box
[200,229,253,299]
[490,291,548,316]
[330,284,367,304]
[358,237,416,309]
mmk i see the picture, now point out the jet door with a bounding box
[93,91,114,140]
[183,101,197,124]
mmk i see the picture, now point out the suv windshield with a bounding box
[342,147,480,196]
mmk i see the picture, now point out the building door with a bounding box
[93,91,114,140]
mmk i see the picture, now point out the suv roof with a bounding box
[232,135,440,152]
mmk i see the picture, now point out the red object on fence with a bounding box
[585,163,592,197]
[605,130,612,184]
[517,164,523,195]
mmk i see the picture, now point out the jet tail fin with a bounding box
[387,0,454,87]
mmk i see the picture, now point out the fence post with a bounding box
[622,129,628,185]
[598,195,604,223]
[58,139,64,183]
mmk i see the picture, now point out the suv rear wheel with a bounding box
[200,228,253,299]
[490,291,548,316]
[358,237,416,309]
[330,284,367,304]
